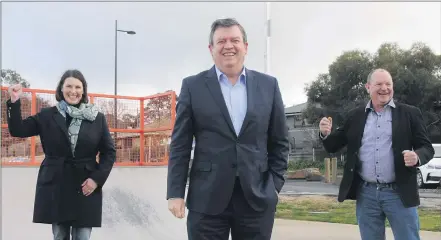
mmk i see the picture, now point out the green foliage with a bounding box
[288,159,344,171]
[303,42,441,137]
[1,69,31,88]
[288,159,324,171]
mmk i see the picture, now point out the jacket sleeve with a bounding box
[6,99,40,138]
[267,78,289,193]
[321,112,352,153]
[166,78,194,199]
[90,113,116,187]
[410,107,434,166]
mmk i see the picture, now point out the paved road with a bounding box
[281,179,441,198]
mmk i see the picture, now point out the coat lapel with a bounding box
[204,66,236,136]
[52,107,70,142]
[53,106,86,155]
[238,69,256,137]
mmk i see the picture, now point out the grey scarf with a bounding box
[56,100,99,156]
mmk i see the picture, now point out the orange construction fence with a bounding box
[1,86,176,166]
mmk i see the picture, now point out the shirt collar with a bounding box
[215,66,246,84]
[365,98,396,112]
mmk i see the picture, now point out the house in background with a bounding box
[285,102,312,129]
[284,102,322,160]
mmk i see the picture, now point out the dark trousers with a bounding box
[187,177,275,240]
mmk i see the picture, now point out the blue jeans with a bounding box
[356,181,420,240]
[52,223,92,240]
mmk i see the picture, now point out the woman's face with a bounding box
[61,77,83,105]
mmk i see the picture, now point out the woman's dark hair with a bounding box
[55,69,89,103]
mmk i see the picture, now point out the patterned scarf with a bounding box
[56,100,99,156]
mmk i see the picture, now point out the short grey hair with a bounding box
[209,18,247,45]
[366,68,391,83]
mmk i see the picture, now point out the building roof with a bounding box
[285,102,322,115]
[285,102,308,114]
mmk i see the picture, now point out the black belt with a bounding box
[362,180,396,189]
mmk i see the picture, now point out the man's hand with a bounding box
[319,117,332,137]
[8,84,23,103]
[168,198,185,218]
[402,150,419,167]
[82,178,97,196]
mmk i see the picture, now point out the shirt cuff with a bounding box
[319,132,328,140]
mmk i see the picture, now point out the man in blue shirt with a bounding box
[167,18,289,240]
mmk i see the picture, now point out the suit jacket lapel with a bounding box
[391,104,400,149]
[238,68,256,137]
[204,66,236,136]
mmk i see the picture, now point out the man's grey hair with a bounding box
[366,68,391,83]
[209,18,248,45]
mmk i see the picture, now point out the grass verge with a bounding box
[276,195,441,232]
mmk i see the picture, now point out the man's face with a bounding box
[365,70,394,106]
[209,25,248,72]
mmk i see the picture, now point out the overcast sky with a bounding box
[2,2,440,107]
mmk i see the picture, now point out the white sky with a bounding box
[2,1,440,107]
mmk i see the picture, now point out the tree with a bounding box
[94,100,137,129]
[303,42,441,141]
[1,69,31,88]
[143,94,172,129]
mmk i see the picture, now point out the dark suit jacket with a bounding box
[167,66,289,215]
[322,102,434,208]
[6,99,115,227]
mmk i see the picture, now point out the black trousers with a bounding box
[187,177,275,240]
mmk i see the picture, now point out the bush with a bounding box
[288,159,344,172]
[288,160,325,171]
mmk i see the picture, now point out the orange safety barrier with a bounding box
[1,87,176,166]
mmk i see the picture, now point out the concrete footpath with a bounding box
[272,219,441,239]
[3,166,440,239]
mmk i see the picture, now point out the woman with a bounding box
[6,69,116,240]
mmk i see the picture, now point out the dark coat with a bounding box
[6,99,116,227]
[322,102,434,208]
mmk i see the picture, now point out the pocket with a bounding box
[84,162,98,172]
[192,161,212,172]
[36,166,55,186]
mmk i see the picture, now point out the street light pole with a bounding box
[114,20,118,138]
[264,2,271,74]
[114,20,136,142]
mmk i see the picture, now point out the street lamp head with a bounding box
[126,31,136,35]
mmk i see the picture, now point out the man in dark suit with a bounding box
[166,18,289,239]
[319,68,434,240]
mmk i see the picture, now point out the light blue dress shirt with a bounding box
[215,66,247,136]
